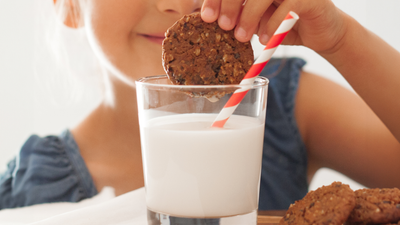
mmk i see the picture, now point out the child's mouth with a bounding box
[140,34,165,45]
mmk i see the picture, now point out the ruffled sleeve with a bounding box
[0,130,98,209]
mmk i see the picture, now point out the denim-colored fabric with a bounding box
[258,57,308,210]
[0,130,97,210]
[0,58,307,210]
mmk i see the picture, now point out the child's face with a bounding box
[83,0,202,84]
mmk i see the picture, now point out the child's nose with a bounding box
[157,0,202,17]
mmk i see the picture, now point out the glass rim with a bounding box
[135,75,269,89]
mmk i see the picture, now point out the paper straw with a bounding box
[212,11,299,128]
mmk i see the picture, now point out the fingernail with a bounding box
[202,7,214,18]
[219,15,231,28]
[236,27,247,40]
[260,34,269,44]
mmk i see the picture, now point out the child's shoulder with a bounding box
[0,130,97,209]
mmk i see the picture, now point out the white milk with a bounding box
[140,113,265,218]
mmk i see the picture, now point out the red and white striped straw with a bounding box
[212,11,299,128]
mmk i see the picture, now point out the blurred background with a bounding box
[0,0,399,191]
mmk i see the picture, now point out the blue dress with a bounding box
[0,58,307,210]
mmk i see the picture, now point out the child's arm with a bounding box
[296,71,400,188]
[321,13,400,143]
[201,0,400,142]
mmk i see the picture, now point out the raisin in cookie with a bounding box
[346,188,400,224]
[279,182,356,225]
[162,12,254,86]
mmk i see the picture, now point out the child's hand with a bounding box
[201,0,349,55]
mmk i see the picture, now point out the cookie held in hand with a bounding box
[162,12,254,86]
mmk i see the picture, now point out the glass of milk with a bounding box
[136,75,269,225]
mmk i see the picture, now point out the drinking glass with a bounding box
[136,75,269,225]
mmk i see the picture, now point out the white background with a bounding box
[0,0,400,191]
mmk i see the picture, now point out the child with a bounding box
[1,0,400,211]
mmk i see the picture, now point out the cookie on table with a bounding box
[346,221,400,225]
[379,221,400,225]
[162,12,254,87]
[279,182,356,225]
[346,188,400,224]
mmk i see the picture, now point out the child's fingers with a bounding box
[280,26,302,46]
[201,0,221,23]
[234,0,274,42]
[257,4,277,45]
[257,0,299,44]
[218,0,245,31]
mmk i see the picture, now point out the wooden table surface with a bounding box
[257,210,285,225]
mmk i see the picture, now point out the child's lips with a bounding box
[140,33,165,45]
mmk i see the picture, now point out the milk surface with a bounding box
[140,113,264,218]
